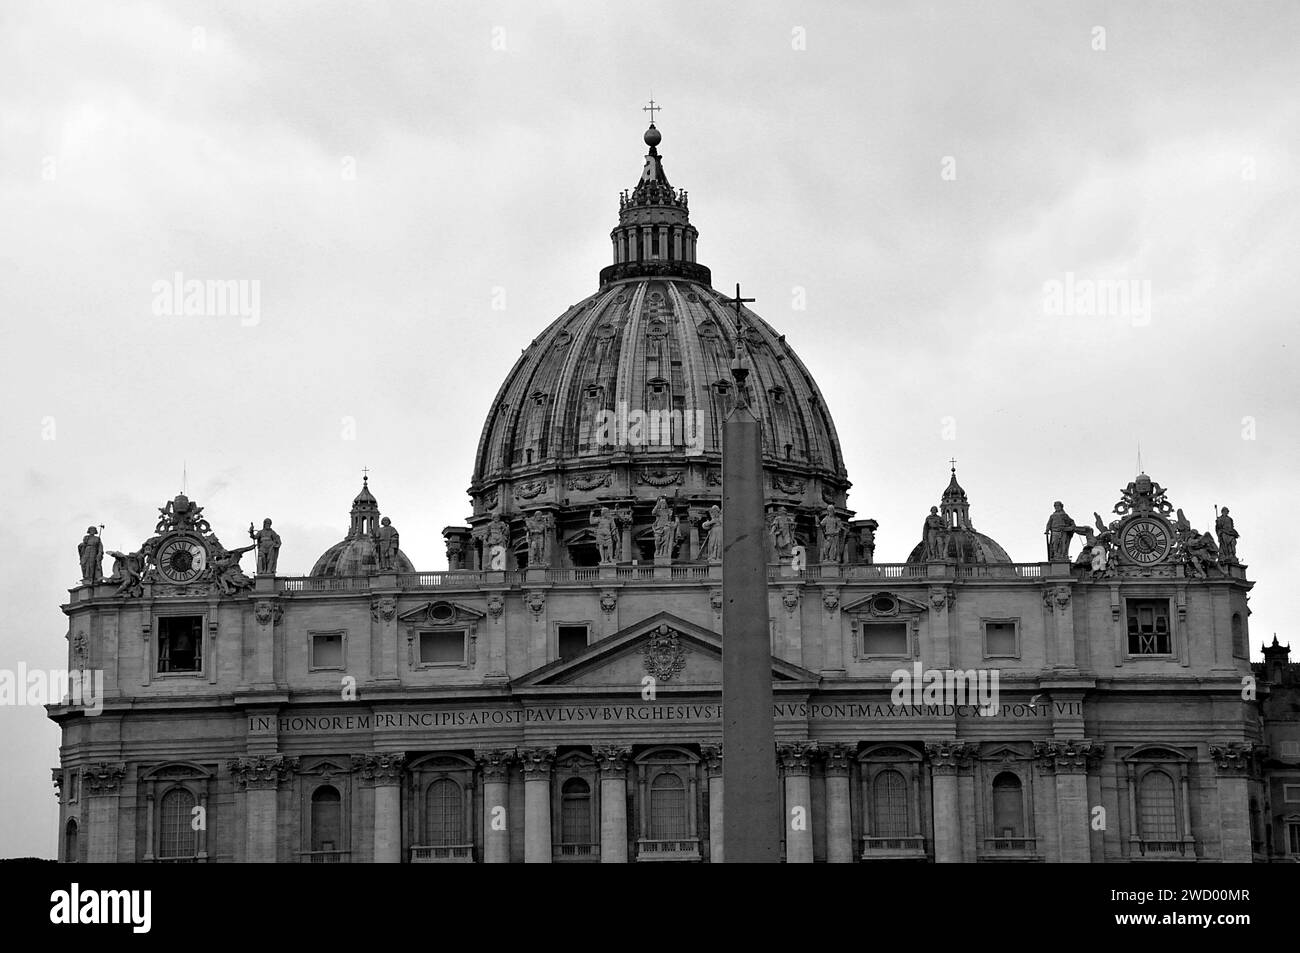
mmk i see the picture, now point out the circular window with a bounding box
[871,595,896,615]
[429,602,455,623]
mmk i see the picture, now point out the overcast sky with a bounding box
[1,0,1297,858]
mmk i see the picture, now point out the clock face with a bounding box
[158,536,207,583]
[1120,517,1171,564]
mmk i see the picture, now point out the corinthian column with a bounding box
[518,748,555,863]
[229,755,299,863]
[82,762,126,863]
[476,749,513,863]
[1035,740,1102,863]
[824,744,854,863]
[1210,743,1255,863]
[702,745,724,863]
[925,742,971,864]
[354,753,406,863]
[595,745,631,863]
[779,743,817,863]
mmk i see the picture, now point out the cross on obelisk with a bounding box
[719,282,781,862]
[643,98,661,124]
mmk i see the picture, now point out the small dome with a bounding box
[311,536,415,577]
[906,467,1012,564]
[310,477,415,577]
[644,124,661,147]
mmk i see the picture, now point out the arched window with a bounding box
[311,785,342,853]
[560,778,592,845]
[158,788,196,860]
[425,778,465,847]
[64,819,78,863]
[992,772,1024,839]
[649,773,687,840]
[1138,770,1178,841]
[871,769,909,838]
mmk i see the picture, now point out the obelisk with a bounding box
[720,284,781,862]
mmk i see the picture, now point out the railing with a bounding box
[300,850,350,863]
[984,837,1037,852]
[636,838,701,861]
[410,844,474,862]
[670,565,711,580]
[154,856,198,863]
[279,562,1053,592]
[1136,839,1189,857]
[861,835,927,857]
[553,843,599,860]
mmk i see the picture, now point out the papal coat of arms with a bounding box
[641,624,688,681]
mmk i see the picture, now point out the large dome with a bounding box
[458,122,856,571]
[471,278,847,486]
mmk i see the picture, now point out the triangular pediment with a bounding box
[513,611,819,690]
[842,591,929,616]
[396,600,485,625]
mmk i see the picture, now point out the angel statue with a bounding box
[210,542,256,595]
[1174,509,1219,580]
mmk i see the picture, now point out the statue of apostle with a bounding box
[525,511,552,567]
[1215,507,1239,562]
[651,496,677,559]
[923,507,947,560]
[768,506,795,558]
[78,526,104,585]
[819,505,845,564]
[1044,501,1077,560]
[248,518,281,574]
[590,507,621,564]
[702,505,724,562]
[376,517,400,571]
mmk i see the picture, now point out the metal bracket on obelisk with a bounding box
[719,282,781,861]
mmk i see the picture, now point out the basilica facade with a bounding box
[50,122,1292,863]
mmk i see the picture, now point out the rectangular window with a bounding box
[983,620,1018,657]
[861,623,908,657]
[1284,784,1300,804]
[419,630,465,666]
[558,625,588,661]
[310,632,344,671]
[1289,823,1300,855]
[1281,741,1300,760]
[1126,599,1172,655]
[157,616,203,673]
